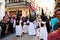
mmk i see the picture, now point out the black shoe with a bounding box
[16,35,20,37]
[40,39,43,40]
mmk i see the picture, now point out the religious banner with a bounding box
[29,3,37,12]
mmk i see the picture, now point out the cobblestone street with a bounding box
[1,34,39,40]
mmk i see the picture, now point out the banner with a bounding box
[29,3,36,12]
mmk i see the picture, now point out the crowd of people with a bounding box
[0,9,60,40]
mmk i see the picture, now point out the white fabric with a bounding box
[36,28,40,37]
[34,21,38,29]
[27,20,29,23]
[0,26,1,30]
[28,22,36,35]
[16,25,22,36]
[40,27,48,40]
[16,20,22,36]
[23,25,28,33]
[13,20,16,28]
[36,18,41,27]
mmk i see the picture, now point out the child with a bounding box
[40,22,48,40]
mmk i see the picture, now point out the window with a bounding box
[18,11,22,16]
[9,0,15,3]
[9,0,27,3]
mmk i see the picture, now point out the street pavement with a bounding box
[1,33,40,40]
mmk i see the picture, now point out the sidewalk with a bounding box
[1,34,39,40]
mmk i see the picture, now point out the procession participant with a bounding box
[33,19,37,29]
[23,22,27,34]
[36,16,42,37]
[41,9,47,22]
[22,16,28,34]
[28,15,36,35]
[40,22,48,40]
[15,14,22,37]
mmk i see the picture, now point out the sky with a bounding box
[35,0,56,13]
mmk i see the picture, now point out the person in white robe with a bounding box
[23,22,28,33]
[34,20,37,29]
[28,22,36,35]
[36,18,42,39]
[16,19,22,37]
[39,22,48,40]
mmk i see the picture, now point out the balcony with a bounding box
[5,1,30,8]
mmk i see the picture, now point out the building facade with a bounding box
[0,0,5,21]
[5,0,30,17]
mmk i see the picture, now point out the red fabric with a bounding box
[48,28,60,40]
[3,17,7,22]
[9,13,15,17]
[29,4,36,11]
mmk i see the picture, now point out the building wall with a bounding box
[6,7,29,17]
[5,0,30,17]
[19,7,29,17]
[0,0,5,21]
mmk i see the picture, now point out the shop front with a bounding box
[5,7,29,17]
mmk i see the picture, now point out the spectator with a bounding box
[48,28,60,40]
[1,16,7,38]
[40,22,48,40]
[15,14,22,37]
[50,16,58,31]
[8,17,14,33]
